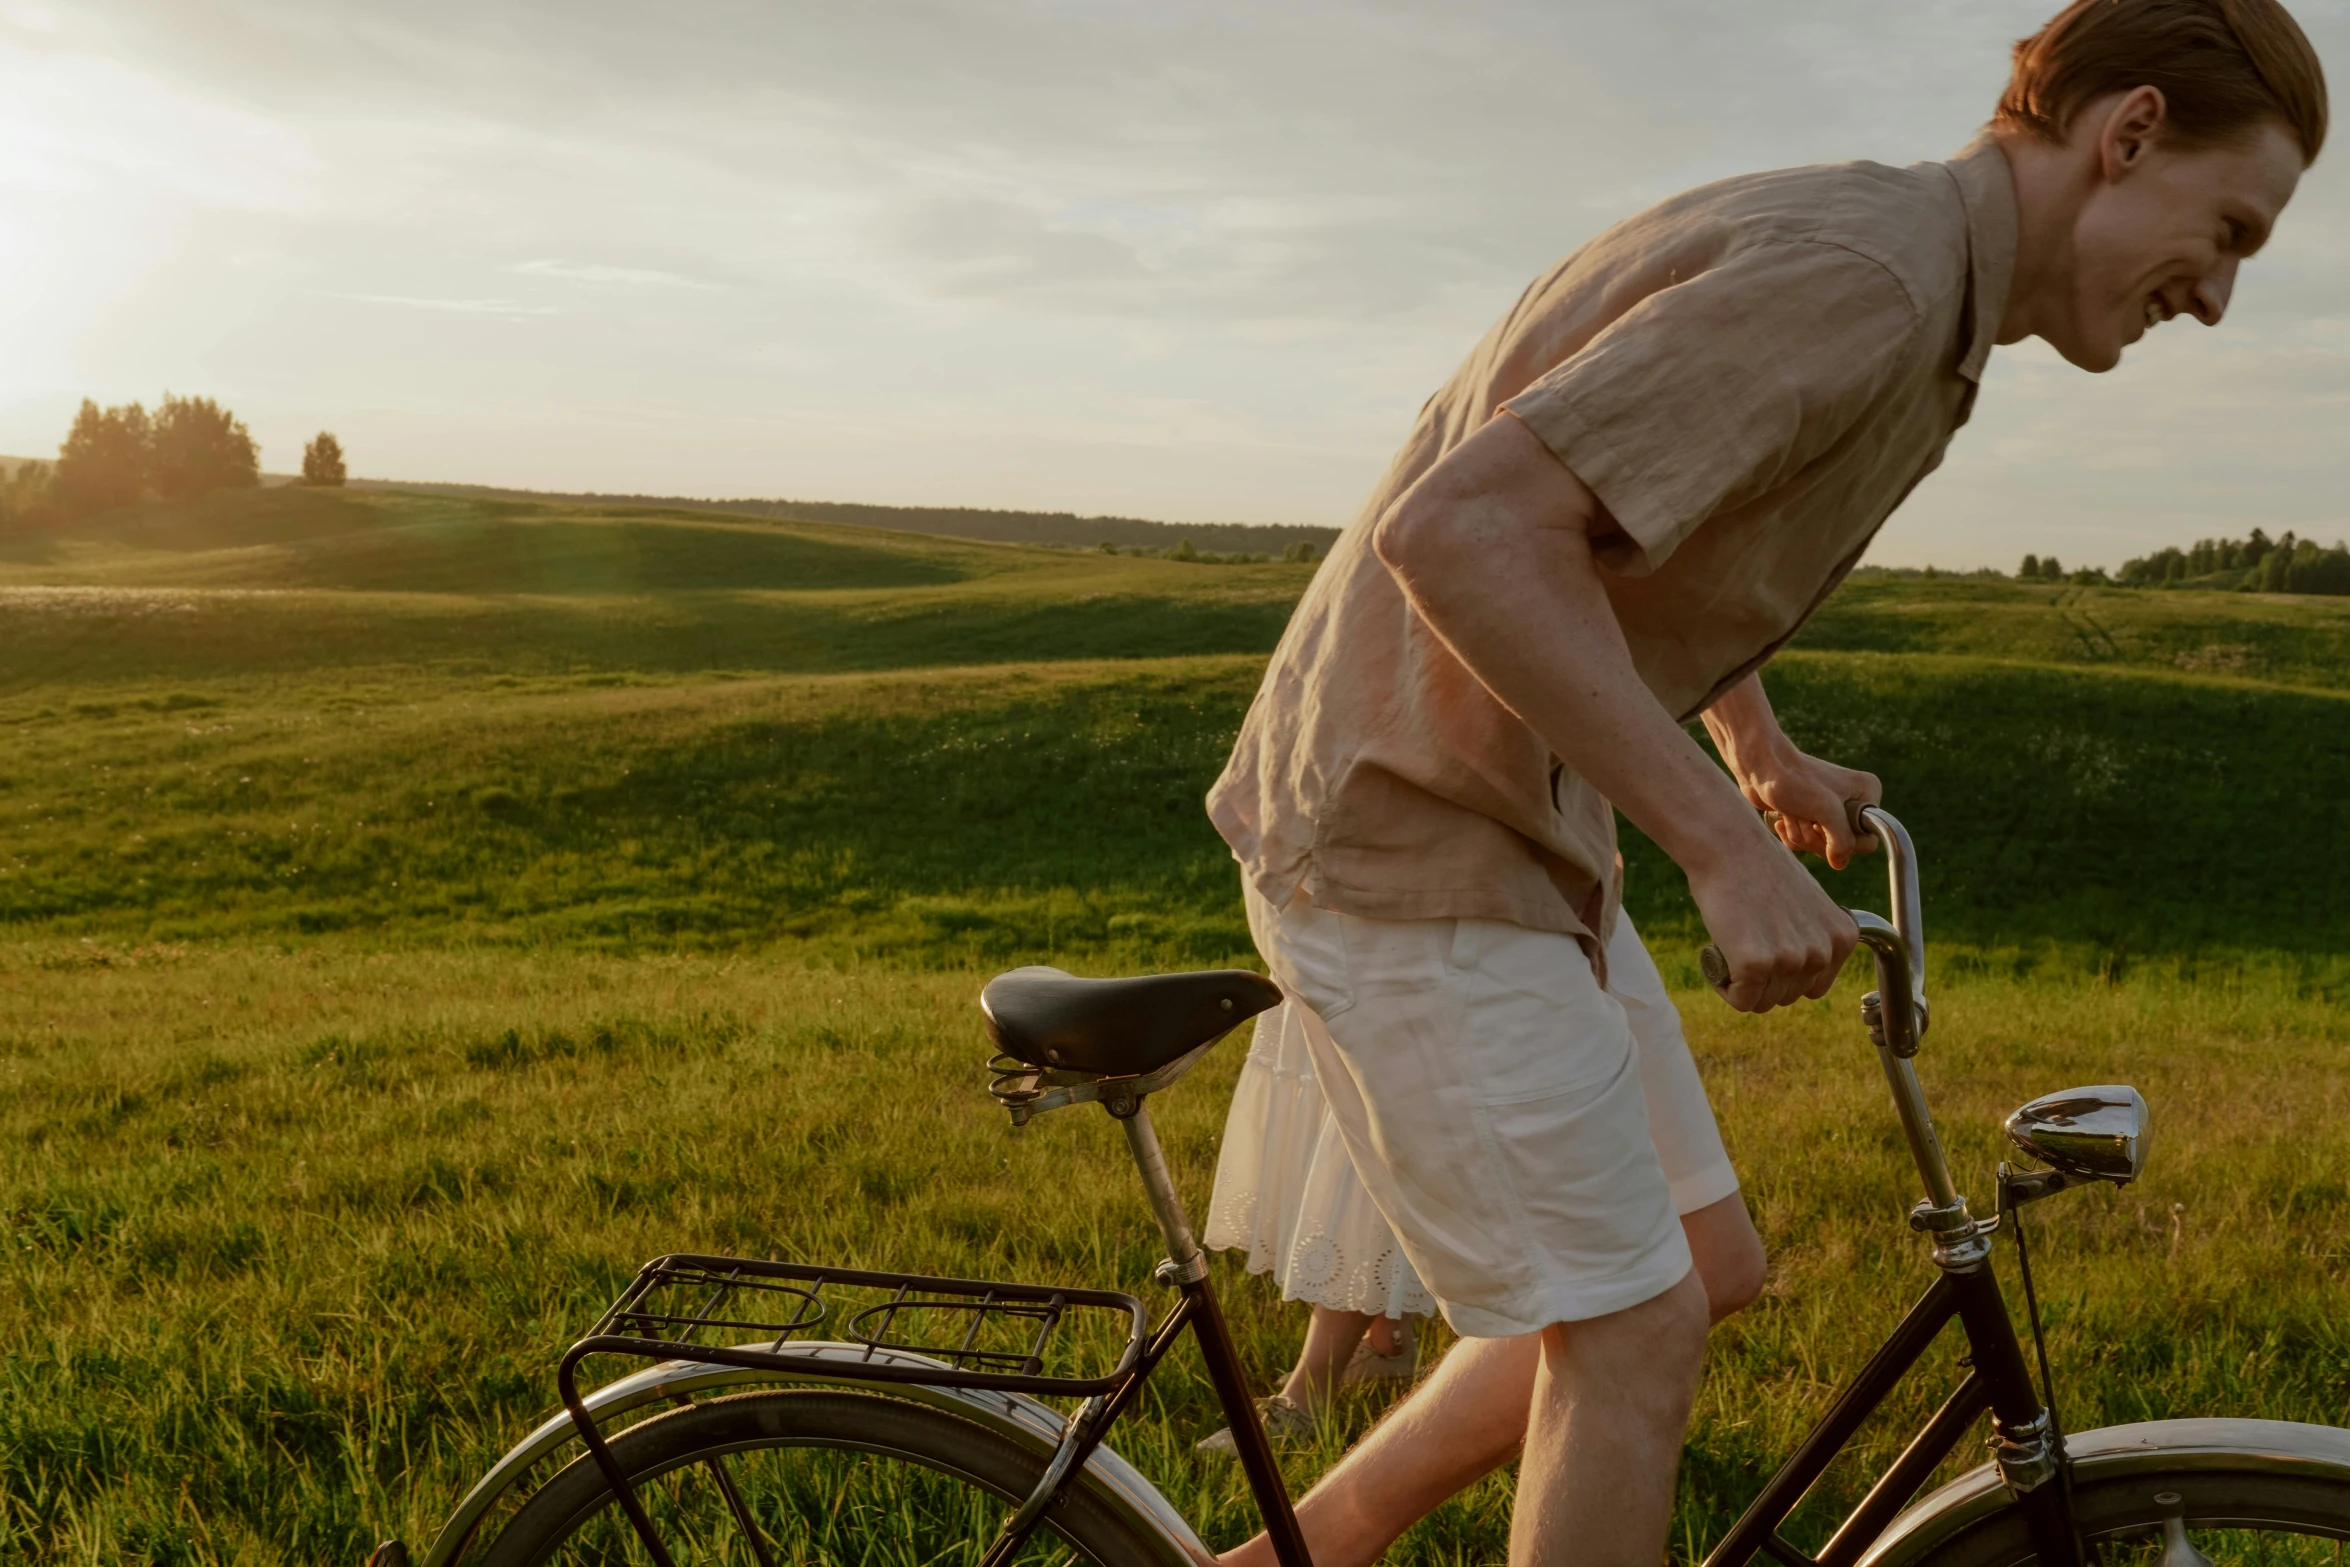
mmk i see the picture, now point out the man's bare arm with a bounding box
[1701,675,1881,871]
[1371,412,1853,1011]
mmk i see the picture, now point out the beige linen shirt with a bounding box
[1208,136,2018,956]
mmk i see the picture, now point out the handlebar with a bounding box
[1699,802,1960,1212]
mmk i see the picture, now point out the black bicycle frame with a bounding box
[553,1238,2075,1567]
[1021,1242,2080,1567]
[1704,1260,2079,1567]
[969,1268,1311,1567]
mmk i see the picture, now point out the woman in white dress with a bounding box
[1196,994,1431,1449]
[1197,908,1754,1448]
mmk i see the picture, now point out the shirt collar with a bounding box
[1941,131,2020,383]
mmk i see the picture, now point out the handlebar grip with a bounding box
[1761,799,1880,849]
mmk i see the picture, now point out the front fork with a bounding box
[1950,1259,2080,1567]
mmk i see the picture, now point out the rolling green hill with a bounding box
[347,477,1345,556]
[0,488,1305,691]
[6,487,2350,966]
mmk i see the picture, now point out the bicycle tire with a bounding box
[476,1388,1169,1567]
[1915,1465,2350,1567]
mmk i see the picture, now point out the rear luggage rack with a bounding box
[572,1253,1151,1397]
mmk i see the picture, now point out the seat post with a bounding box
[1116,1101,1207,1284]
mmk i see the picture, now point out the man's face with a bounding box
[2053,116,2304,372]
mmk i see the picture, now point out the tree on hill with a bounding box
[2018,553,2040,579]
[55,399,153,516]
[2283,538,2350,595]
[149,394,259,501]
[301,432,347,486]
[51,393,262,517]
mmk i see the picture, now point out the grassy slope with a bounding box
[1801,576,2350,692]
[8,948,2346,1562]
[5,490,2350,1561]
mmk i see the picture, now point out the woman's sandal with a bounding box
[1194,1393,1317,1455]
[1339,1319,1418,1385]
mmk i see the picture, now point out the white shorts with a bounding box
[1243,884,1736,1337]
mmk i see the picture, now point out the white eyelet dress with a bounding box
[1201,992,1439,1319]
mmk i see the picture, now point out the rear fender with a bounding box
[419,1342,1207,1567]
[1858,1420,2350,1567]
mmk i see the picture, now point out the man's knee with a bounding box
[1544,1270,1711,1391]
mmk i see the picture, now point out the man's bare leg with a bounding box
[1509,1269,1710,1567]
[1218,1194,1761,1567]
[1217,1326,1562,1567]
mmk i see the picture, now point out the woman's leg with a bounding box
[1279,1305,1376,1411]
[1364,1314,1409,1356]
[1684,1190,1766,1322]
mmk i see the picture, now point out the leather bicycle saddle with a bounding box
[980,967,1282,1077]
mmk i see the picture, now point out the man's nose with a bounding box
[2191,256,2239,325]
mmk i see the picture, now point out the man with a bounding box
[1208,3,2325,1564]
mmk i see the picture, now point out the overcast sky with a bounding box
[3,0,2344,568]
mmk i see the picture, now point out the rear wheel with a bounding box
[477,1389,1166,1567]
[1918,1467,2350,1567]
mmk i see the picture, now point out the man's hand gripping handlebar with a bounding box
[1698,800,1895,1012]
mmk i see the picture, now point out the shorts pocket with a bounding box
[1485,1044,1680,1288]
[1451,919,1635,1104]
[1261,895,1358,1024]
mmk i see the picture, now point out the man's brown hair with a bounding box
[1998,0,2328,161]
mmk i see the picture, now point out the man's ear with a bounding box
[2098,85,2170,181]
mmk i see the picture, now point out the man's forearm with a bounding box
[1699,675,1795,797]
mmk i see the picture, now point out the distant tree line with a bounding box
[1847,564,2010,582]
[1093,538,1320,565]
[2015,553,2111,586]
[2111,529,2350,595]
[0,396,345,531]
[2008,533,2350,595]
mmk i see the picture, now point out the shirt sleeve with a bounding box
[1502,239,1921,575]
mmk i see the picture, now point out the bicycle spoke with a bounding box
[697,1453,780,1567]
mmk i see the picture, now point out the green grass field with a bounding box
[4,490,2348,1563]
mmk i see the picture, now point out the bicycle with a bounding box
[373,806,2350,1567]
